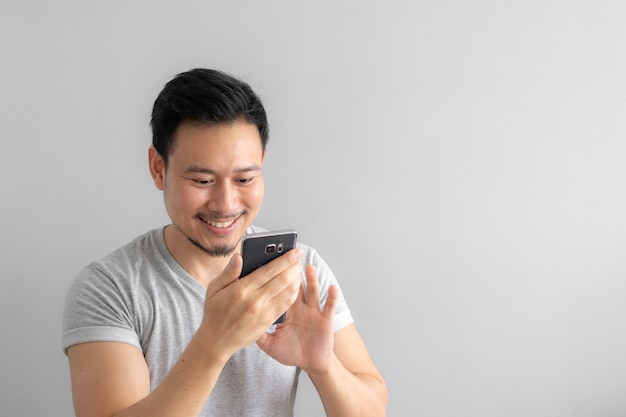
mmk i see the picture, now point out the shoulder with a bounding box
[63,229,167,342]
[99,228,164,266]
[70,229,165,291]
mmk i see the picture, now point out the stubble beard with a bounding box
[172,221,243,258]
[188,236,237,257]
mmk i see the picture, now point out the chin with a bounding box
[189,237,237,257]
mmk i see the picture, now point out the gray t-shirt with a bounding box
[62,226,353,417]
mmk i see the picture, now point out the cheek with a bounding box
[249,182,265,206]
[239,184,264,210]
[165,183,205,211]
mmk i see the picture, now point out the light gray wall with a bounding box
[2,1,626,416]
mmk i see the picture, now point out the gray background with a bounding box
[2,1,626,416]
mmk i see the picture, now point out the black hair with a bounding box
[150,68,269,166]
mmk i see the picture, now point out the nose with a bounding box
[207,180,238,215]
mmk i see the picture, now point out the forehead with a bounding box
[169,120,264,167]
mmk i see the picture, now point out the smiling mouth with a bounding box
[198,214,242,229]
[206,219,235,228]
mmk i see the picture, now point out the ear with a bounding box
[148,146,166,191]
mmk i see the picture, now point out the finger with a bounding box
[265,261,302,309]
[323,284,339,319]
[303,264,320,305]
[243,248,303,289]
[207,254,242,297]
[256,332,280,358]
[256,332,270,353]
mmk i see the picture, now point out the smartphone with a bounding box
[239,229,298,324]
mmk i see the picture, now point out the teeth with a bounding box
[204,218,235,228]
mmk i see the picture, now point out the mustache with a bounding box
[195,210,247,221]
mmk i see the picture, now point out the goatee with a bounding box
[188,237,236,257]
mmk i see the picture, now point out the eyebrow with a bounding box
[184,164,262,175]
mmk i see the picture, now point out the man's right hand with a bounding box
[195,248,304,360]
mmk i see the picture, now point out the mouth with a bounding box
[197,213,244,230]
[202,218,236,228]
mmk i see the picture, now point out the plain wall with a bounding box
[2,1,626,416]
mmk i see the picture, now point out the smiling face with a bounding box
[149,119,265,259]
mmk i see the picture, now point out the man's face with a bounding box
[150,120,265,257]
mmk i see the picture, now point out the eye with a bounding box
[191,178,214,185]
[236,177,254,185]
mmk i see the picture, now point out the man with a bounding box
[63,68,388,417]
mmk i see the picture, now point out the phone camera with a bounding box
[265,244,276,254]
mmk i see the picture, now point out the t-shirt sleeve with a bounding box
[62,263,141,354]
[302,246,354,332]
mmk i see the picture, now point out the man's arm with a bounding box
[67,337,228,417]
[309,324,388,417]
[257,264,388,416]
[67,249,304,417]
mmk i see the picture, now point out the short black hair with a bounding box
[150,68,269,166]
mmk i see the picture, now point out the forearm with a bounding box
[308,353,388,417]
[114,335,230,417]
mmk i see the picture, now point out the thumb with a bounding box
[207,254,242,297]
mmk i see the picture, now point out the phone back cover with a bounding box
[240,230,298,277]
